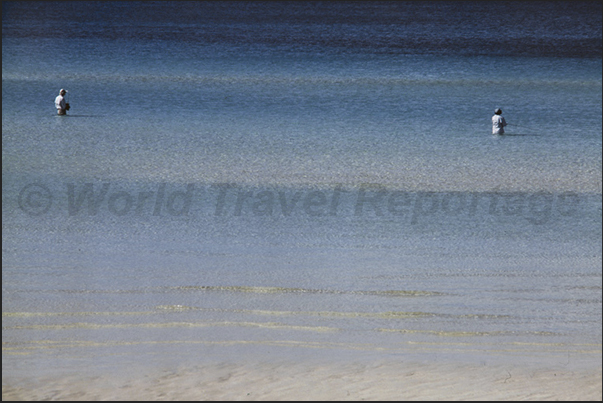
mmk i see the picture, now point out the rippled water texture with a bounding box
[2,1,602,395]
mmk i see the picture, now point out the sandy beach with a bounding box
[3,359,601,401]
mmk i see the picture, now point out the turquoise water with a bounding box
[3,1,602,382]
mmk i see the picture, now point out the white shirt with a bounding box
[492,114,507,134]
[55,94,66,110]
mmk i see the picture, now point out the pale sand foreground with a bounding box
[3,361,601,401]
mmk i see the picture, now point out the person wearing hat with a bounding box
[492,108,507,135]
[55,89,70,115]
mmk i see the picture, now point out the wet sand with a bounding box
[3,359,601,401]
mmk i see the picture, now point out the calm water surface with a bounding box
[2,1,601,381]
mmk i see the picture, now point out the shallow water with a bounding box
[2,1,602,388]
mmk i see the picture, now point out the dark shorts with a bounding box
[57,109,66,115]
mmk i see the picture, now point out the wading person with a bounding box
[55,89,70,115]
[492,108,507,135]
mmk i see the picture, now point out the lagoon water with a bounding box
[2,1,602,398]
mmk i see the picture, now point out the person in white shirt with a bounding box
[492,108,507,135]
[55,89,69,115]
